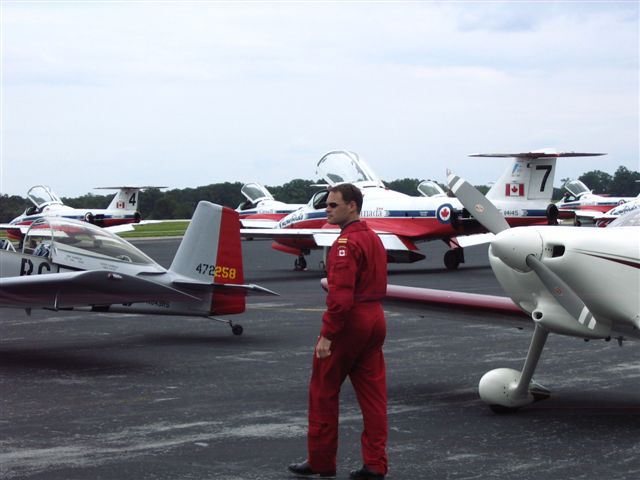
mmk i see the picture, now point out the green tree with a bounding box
[384,178,421,196]
[610,166,640,196]
[0,195,28,222]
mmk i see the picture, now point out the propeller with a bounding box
[447,171,606,335]
[446,172,509,235]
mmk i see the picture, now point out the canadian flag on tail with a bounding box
[505,183,525,197]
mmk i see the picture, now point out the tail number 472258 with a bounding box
[195,263,237,280]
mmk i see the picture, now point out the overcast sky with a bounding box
[1,0,638,198]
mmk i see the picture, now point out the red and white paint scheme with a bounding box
[236,182,305,228]
[3,185,164,242]
[0,202,276,335]
[557,179,638,218]
[389,174,640,412]
[241,149,604,271]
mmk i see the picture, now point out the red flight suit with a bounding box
[308,220,388,475]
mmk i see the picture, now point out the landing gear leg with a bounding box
[479,324,551,413]
[212,317,244,336]
[319,247,328,272]
[444,248,464,270]
[294,255,307,271]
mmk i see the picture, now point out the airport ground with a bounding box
[1,239,638,480]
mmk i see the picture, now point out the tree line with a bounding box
[1,165,638,222]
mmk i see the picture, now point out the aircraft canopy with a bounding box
[417,180,447,198]
[23,217,157,266]
[241,183,274,203]
[316,151,384,187]
[27,185,63,208]
[563,180,591,197]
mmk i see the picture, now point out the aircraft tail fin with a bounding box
[96,186,167,214]
[473,149,605,203]
[169,201,247,315]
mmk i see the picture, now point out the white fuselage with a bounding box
[489,226,640,339]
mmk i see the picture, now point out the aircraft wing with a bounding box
[385,284,523,314]
[241,227,332,241]
[239,218,280,229]
[0,223,29,234]
[0,270,200,309]
[319,278,525,316]
[241,227,416,253]
[452,232,495,248]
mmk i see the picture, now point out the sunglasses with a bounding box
[327,202,343,209]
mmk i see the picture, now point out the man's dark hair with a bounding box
[328,183,363,213]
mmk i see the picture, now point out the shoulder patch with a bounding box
[337,237,348,244]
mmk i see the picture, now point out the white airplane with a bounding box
[241,149,604,271]
[573,196,640,227]
[0,201,276,335]
[443,172,640,412]
[557,179,638,220]
[236,182,306,228]
[3,185,165,242]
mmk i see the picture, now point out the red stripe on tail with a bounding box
[210,207,246,315]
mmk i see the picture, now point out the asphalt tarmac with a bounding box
[1,238,638,480]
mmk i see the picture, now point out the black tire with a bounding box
[444,249,461,270]
[232,324,243,336]
[546,204,559,225]
[294,256,307,271]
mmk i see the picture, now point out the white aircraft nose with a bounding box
[490,227,543,272]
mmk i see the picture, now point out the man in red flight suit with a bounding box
[288,183,388,480]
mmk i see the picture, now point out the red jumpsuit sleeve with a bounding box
[321,241,360,340]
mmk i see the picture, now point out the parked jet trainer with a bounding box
[241,149,605,271]
[3,185,165,242]
[235,182,305,227]
[0,201,276,335]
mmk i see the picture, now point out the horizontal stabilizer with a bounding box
[0,270,199,309]
[95,186,168,190]
[171,281,278,296]
[470,150,605,159]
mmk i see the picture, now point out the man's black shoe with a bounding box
[349,465,385,480]
[288,460,336,478]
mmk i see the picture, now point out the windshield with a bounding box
[417,181,447,197]
[27,185,63,207]
[23,217,157,265]
[564,180,590,197]
[241,183,274,203]
[316,151,382,186]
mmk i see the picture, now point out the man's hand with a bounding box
[315,336,332,359]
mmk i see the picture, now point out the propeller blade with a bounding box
[525,254,599,331]
[447,172,510,234]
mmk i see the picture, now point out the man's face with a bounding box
[326,191,356,226]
